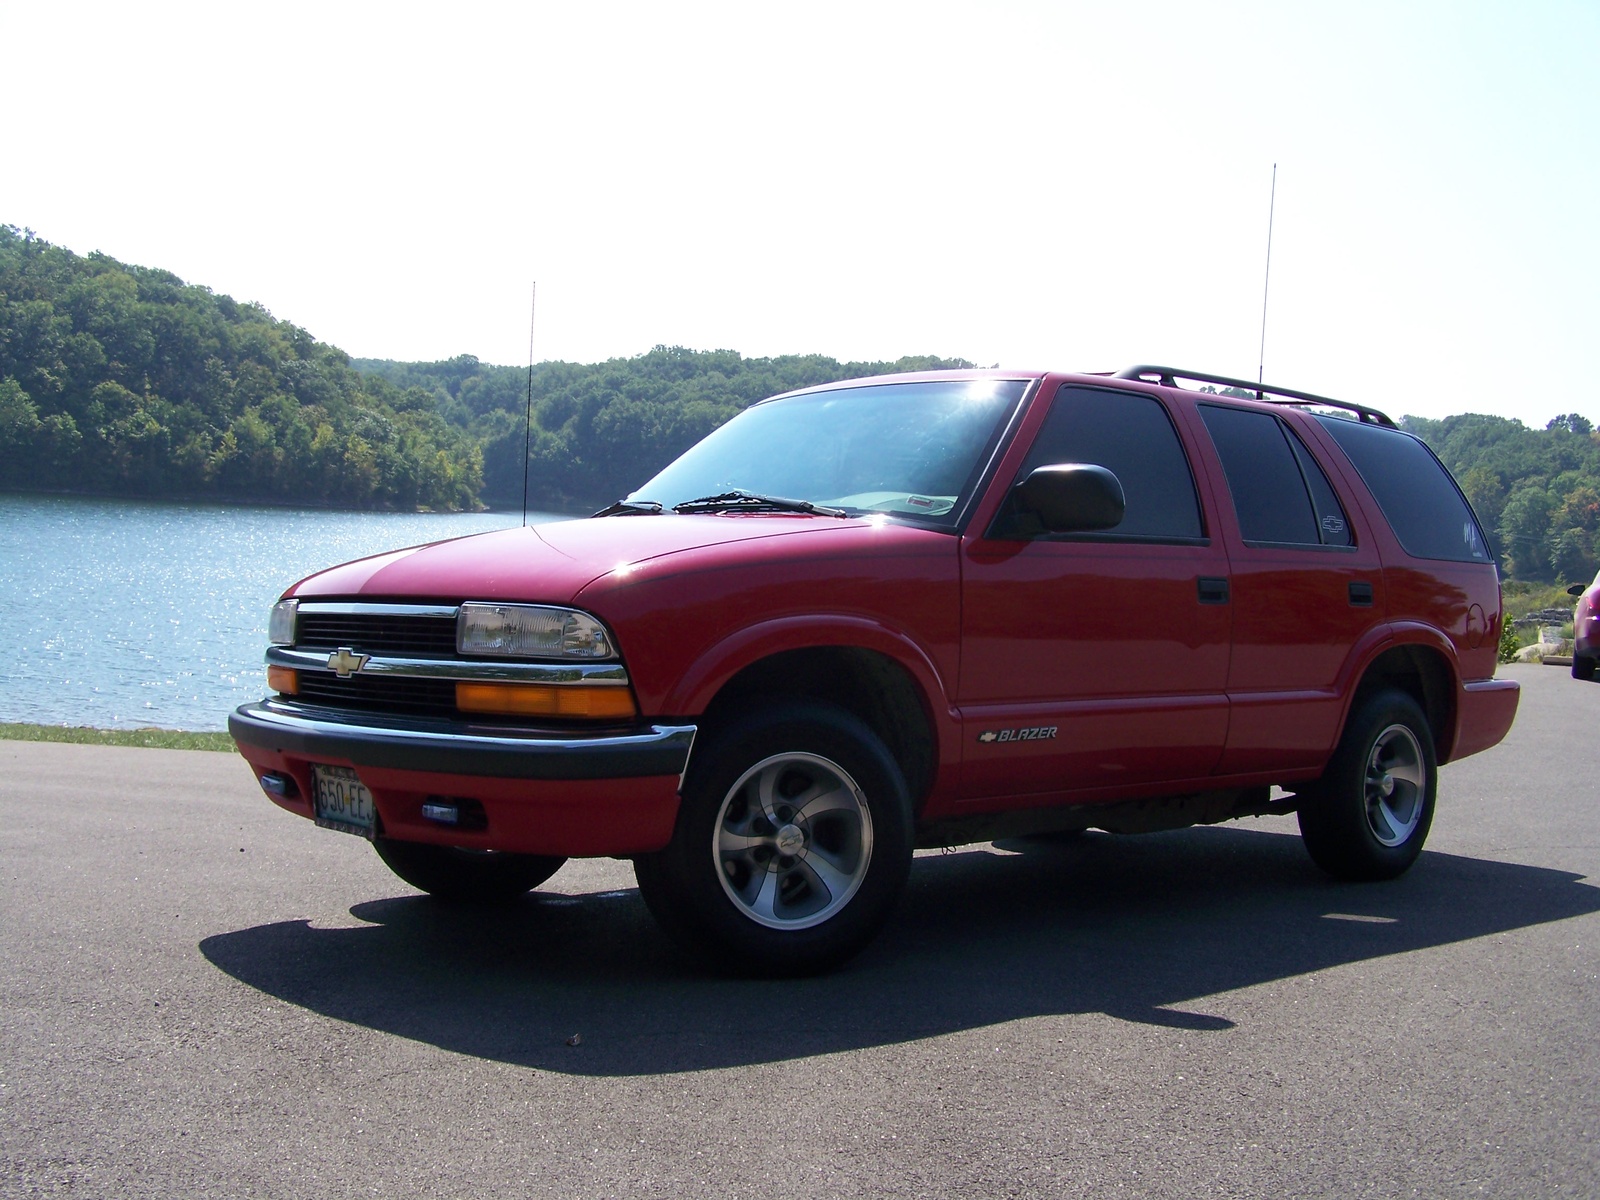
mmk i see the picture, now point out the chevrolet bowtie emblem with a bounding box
[327,647,370,678]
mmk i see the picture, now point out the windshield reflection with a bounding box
[629,380,1028,526]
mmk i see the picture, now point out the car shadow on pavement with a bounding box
[199,825,1600,1077]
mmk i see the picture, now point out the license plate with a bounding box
[312,765,376,838]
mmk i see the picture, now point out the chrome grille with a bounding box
[278,602,628,721]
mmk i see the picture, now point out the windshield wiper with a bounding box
[592,499,663,517]
[671,490,848,518]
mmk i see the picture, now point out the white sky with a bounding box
[8,1,1597,426]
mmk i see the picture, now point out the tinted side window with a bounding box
[1288,432,1353,547]
[1315,416,1490,563]
[1200,406,1319,544]
[1011,386,1203,540]
[1200,405,1351,547]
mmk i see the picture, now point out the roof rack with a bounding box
[1112,365,1396,428]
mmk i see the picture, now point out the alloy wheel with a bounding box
[1363,723,1427,847]
[713,751,874,931]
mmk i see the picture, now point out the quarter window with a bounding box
[1288,432,1354,547]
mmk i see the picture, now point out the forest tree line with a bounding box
[0,226,481,510]
[0,226,965,514]
[352,347,973,512]
[2,225,1598,582]
[1400,411,1600,584]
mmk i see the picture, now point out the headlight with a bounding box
[457,603,618,660]
[268,599,299,646]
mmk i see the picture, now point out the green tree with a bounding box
[1499,484,1556,580]
[1549,484,1600,582]
[1456,464,1506,536]
[0,376,42,480]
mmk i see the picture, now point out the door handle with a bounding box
[1197,576,1230,605]
[1348,581,1375,607]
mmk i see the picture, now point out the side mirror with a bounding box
[1011,463,1125,534]
[1569,584,1586,597]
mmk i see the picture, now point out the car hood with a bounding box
[284,515,876,604]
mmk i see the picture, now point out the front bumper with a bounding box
[230,699,695,779]
[229,700,696,856]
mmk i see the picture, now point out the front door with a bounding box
[958,385,1232,804]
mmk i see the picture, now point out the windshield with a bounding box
[628,379,1029,526]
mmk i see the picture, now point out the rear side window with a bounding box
[1011,386,1204,541]
[1200,405,1351,547]
[1288,433,1353,546]
[1315,416,1490,563]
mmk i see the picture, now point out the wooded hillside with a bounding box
[352,348,974,512]
[0,226,481,510]
[0,226,967,513]
[1401,412,1600,583]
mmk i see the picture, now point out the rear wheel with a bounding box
[1573,655,1596,681]
[633,702,913,976]
[1298,689,1436,881]
[373,839,566,904]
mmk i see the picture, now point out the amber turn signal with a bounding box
[455,682,637,719]
[267,665,299,695]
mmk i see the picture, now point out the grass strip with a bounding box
[0,723,234,752]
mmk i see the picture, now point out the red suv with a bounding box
[231,366,1521,973]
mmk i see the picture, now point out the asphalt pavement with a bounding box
[3,662,1596,1198]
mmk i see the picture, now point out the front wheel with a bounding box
[373,839,566,904]
[633,703,913,976]
[1573,654,1596,681]
[1298,689,1437,881]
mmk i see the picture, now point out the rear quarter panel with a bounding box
[1293,412,1513,760]
[1295,413,1504,681]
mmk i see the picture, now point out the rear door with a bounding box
[958,384,1233,802]
[1190,403,1389,773]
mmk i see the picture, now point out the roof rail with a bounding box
[1112,365,1396,428]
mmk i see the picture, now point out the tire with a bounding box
[633,702,913,976]
[1573,655,1596,681]
[1298,689,1437,881]
[372,839,566,904]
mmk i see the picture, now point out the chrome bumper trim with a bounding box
[266,646,630,685]
[229,700,695,781]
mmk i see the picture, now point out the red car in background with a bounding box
[1570,571,1600,680]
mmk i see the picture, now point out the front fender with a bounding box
[661,614,955,721]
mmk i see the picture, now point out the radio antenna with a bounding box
[522,281,536,527]
[1258,163,1277,387]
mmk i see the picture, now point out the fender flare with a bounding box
[662,613,954,726]
[1334,621,1463,758]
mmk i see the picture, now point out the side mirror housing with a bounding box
[1569,584,1586,597]
[1010,463,1125,534]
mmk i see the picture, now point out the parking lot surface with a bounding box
[3,663,1596,1197]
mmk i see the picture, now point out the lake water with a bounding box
[0,494,571,731]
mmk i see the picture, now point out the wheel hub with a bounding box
[1362,723,1427,847]
[775,823,806,856]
